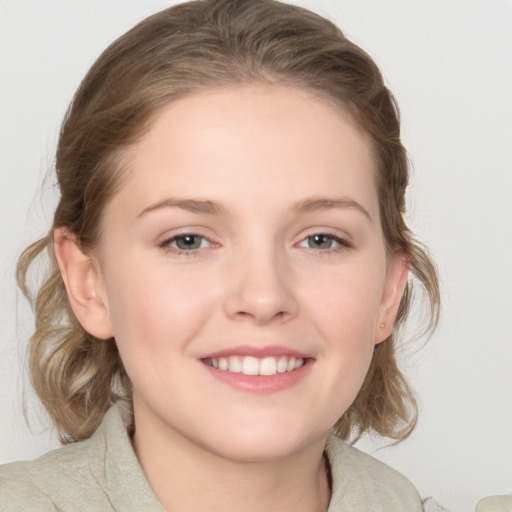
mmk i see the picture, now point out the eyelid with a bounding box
[156,224,218,244]
[298,227,351,243]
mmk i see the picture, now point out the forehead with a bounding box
[107,84,378,219]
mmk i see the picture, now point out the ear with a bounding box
[53,227,113,340]
[375,250,410,344]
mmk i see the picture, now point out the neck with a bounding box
[132,410,331,512]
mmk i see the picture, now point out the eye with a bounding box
[298,233,349,251]
[160,234,212,253]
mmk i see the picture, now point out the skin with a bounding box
[55,84,408,512]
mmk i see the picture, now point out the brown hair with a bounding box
[17,0,439,444]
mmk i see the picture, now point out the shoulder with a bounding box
[0,437,92,482]
[0,439,108,511]
[0,404,125,511]
[326,435,423,511]
[476,495,512,512]
[0,465,59,511]
[0,402,162,512]
[0,476,58,511]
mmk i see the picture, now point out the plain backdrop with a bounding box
[1,1,511,511]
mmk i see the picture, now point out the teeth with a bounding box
[260,357,277,376]
[228,356,242,373]
[242,356,259,375]
[277,356,288,373]
[207,355,305,376]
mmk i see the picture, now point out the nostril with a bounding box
[233,309,289,324]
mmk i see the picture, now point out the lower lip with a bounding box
[201,360,313,394]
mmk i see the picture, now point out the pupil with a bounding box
[310,234,332,249]
[177,235,200,250]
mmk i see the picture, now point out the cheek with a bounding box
[303,260,386,339]
[298,259,386,409]
[105,262,217,355]
[103,268,203,394]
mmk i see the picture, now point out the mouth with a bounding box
[200,346,313,393]
[202,355,305,376]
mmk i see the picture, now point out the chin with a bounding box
[199,423,327,463]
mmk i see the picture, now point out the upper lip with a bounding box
[201,345,311,360]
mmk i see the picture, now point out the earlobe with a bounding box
[53,227,113,340]
[375,251,410,344]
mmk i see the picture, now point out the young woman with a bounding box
[0,1,443,510]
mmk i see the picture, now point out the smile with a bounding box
[203,355,305,376]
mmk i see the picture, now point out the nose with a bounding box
[222,246,298,325]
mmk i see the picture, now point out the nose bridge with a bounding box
[223,236,298,324]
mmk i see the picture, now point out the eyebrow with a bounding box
[138,198,224,217]
[292,197,373,222]
[137,195,372,222]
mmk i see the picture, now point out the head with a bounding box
[18,0,439,445]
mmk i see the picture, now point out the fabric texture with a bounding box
[0,402,426,511]
[476,496,512,512]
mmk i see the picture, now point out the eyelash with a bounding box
[297,233,351,254]
[158,232,351,256]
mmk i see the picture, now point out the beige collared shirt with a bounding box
[0,402,424,511]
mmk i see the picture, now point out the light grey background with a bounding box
[1,1,511,511]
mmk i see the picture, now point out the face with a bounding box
[76,85,407,462]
